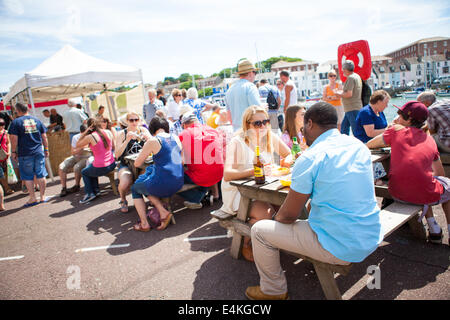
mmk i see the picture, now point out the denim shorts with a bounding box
[18,153,48,181]
[0,165,4,179]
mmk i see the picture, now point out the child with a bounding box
[367,101,450,245]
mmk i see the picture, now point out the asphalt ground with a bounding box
[0,174,449,301]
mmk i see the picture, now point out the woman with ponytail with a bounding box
[76,118,116,204]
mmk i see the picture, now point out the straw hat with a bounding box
[236,59,259,75]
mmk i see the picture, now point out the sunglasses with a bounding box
[0,123,5,126]
[329,75,337,78]
[174,94,182,97]
[128,118,139,122]
[249,119,270,128]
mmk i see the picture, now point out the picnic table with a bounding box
[211,148,428,299]
[123,153,153,180]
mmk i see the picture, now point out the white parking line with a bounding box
[75,244,130,253]
[184,235,229,242]
[0,255,24,262]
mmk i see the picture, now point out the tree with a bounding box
[178,73,191,83]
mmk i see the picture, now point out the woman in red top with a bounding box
[0,119,13,196]
[367,101,450,245]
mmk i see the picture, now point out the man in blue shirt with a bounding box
[246,102,382,300]
[225,59,261,131]
[9,102,49,207]
[259,79,282,132]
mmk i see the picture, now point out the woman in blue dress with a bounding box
[131,116,184,232]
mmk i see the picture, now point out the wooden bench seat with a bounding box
[161,184,200,225]
[212,201,423,300]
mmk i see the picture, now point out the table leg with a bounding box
[230,195,251,259]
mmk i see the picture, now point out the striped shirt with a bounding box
[427,99,450,149]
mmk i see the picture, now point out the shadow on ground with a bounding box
[190,223,449,300]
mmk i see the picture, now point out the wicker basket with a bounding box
[47,130,72,176]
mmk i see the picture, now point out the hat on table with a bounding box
[394,101,429,122]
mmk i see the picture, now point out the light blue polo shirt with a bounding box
[225,79,261,131]
[291,129,382,262]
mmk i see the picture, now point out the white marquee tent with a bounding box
[4,44,146,119]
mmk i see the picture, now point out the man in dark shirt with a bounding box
[49,108,65,132]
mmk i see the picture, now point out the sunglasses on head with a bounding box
[249,119,270,128]
[128,118,139,122]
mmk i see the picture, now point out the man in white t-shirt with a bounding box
[58,121,93,197]
[279,71,298,112]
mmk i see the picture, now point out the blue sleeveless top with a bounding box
[138,133,184,198]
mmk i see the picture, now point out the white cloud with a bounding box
[2,0,25,15]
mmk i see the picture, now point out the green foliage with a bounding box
[198,87,213,98]
[160,56,302,85]
[179,81,192,90]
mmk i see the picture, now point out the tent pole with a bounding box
[140,69,147,109]
[27,87,37,117]
[103,84,116,121]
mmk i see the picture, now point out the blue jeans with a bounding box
[81,162,116,196]
[177,174,208,204]
[18,153,47,181]
[340,110,360,136]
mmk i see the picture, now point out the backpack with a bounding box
[361,80,372,106]
[266,87,279,110]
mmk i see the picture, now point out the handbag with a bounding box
[6,158,18,184]
[0,132,7,161]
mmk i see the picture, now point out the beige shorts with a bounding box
[59,156,90,174]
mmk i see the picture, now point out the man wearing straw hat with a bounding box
[225,59,261,131]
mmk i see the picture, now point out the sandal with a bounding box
[119,200,128,213]
[133,222,150,232]
[157,213,173,231]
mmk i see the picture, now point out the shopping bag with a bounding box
[7,158,18,184]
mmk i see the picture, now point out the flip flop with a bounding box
[23,201,39,208]
[157,213,173,231]
[40,196,52,203]
[133,222,150,232]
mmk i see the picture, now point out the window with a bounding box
[434,50,437,55]
[424,43,427,49]
[445,41,447,46]
[434,42,437,48]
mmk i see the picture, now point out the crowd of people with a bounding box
[1,57,449,300]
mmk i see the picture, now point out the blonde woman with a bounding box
[220,105,291,262]
[114,112,151,212]
[322,70,344,130]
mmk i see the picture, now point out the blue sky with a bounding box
[1,0,449,93]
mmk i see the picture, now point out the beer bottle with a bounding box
[291,136,301,163]
[254,146,265,184]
